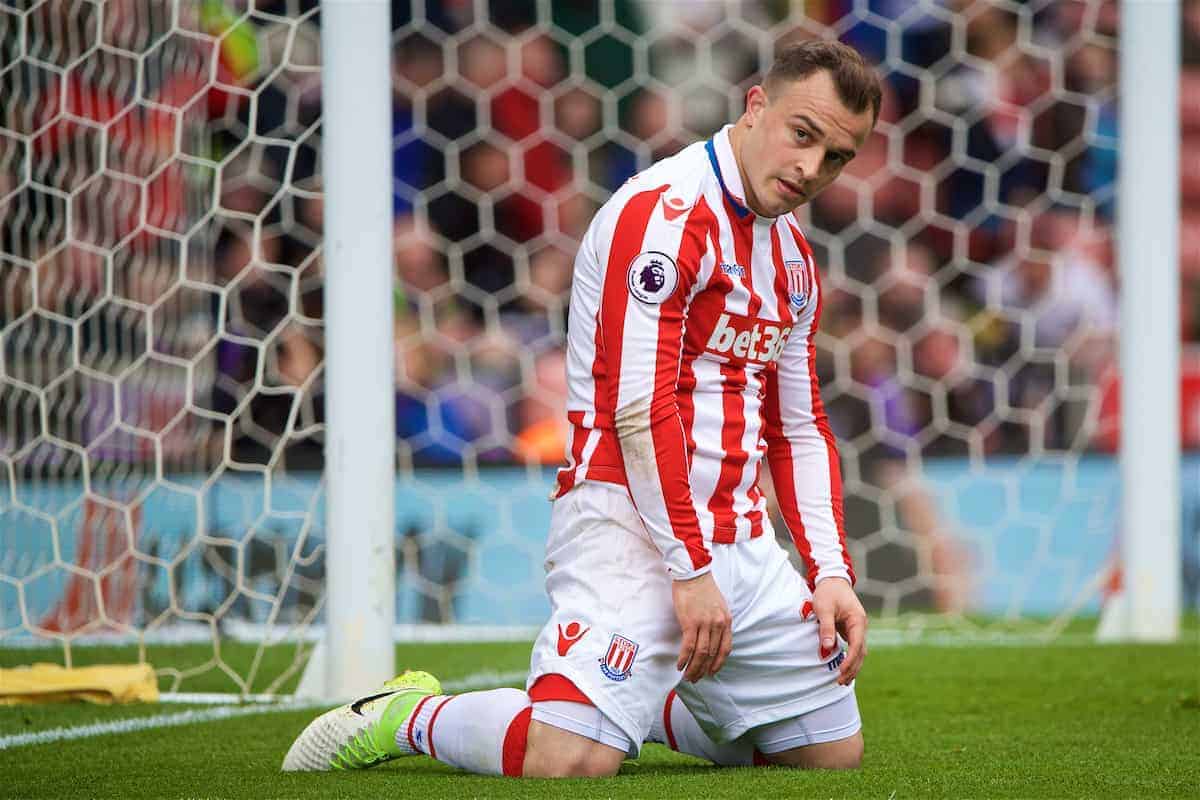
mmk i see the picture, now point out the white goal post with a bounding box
[313,0,396,698]
[1103,0,1182,642]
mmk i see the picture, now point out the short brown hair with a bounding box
[764,40,883,124]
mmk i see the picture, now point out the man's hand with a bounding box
[811,577,868,686]
[672,571,732,683]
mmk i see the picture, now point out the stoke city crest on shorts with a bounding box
[598,633,639,681]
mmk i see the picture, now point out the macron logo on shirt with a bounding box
[662,196,690,221]
[705,312,792,365]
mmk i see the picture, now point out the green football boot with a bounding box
[281,670,441,771]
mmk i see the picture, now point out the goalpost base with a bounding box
[1094,564,1181,643]
[1095,589,1129,643]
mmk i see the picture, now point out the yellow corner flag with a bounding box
[0,663,159,705]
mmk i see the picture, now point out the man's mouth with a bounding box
[777,178,804,199]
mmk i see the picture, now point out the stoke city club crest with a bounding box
[785,258,812,310]
[598,633,639,681]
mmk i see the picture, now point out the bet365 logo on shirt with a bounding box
[704,312,793,365]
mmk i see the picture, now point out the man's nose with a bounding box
[795,148,825,179]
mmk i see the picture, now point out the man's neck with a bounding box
[726,121,762,216]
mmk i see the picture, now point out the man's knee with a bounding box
[522,719,625,778]
[764,730,863,770]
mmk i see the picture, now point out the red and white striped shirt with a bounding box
[555,125,853,587]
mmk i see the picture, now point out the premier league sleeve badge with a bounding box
[626,251,678,305]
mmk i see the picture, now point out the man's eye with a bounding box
[795,129,810,142]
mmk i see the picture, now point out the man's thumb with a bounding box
[815,599,836,659]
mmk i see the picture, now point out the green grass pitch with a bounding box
[2,633,1198,799]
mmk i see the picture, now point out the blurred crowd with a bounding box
[380,0,1198,469]
[3,0,1200,478]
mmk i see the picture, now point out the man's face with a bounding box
[737,69,874,217]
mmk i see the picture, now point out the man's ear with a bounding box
[744,84,768,126]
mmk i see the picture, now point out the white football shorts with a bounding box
[526,480,857,754]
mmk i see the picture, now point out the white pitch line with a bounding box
[0,669,528,751]
[0,702,321,751]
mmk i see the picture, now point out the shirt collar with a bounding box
[705,124,752,219]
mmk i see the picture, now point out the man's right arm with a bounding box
[588,186,732,681]
[593,185,709,579]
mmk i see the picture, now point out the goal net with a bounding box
[1,0,1192,695]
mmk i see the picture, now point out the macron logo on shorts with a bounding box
[556,621,590,656]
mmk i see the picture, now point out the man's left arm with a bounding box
[762,286,867,686]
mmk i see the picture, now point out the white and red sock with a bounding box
[648,689,768,766]
[398,688,532,776]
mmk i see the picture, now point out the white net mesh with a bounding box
[1,0,1194,693]
[0,0,326,692]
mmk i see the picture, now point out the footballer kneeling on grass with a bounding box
[284,39,879,778]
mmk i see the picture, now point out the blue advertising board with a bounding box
[2,457,1196,635]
